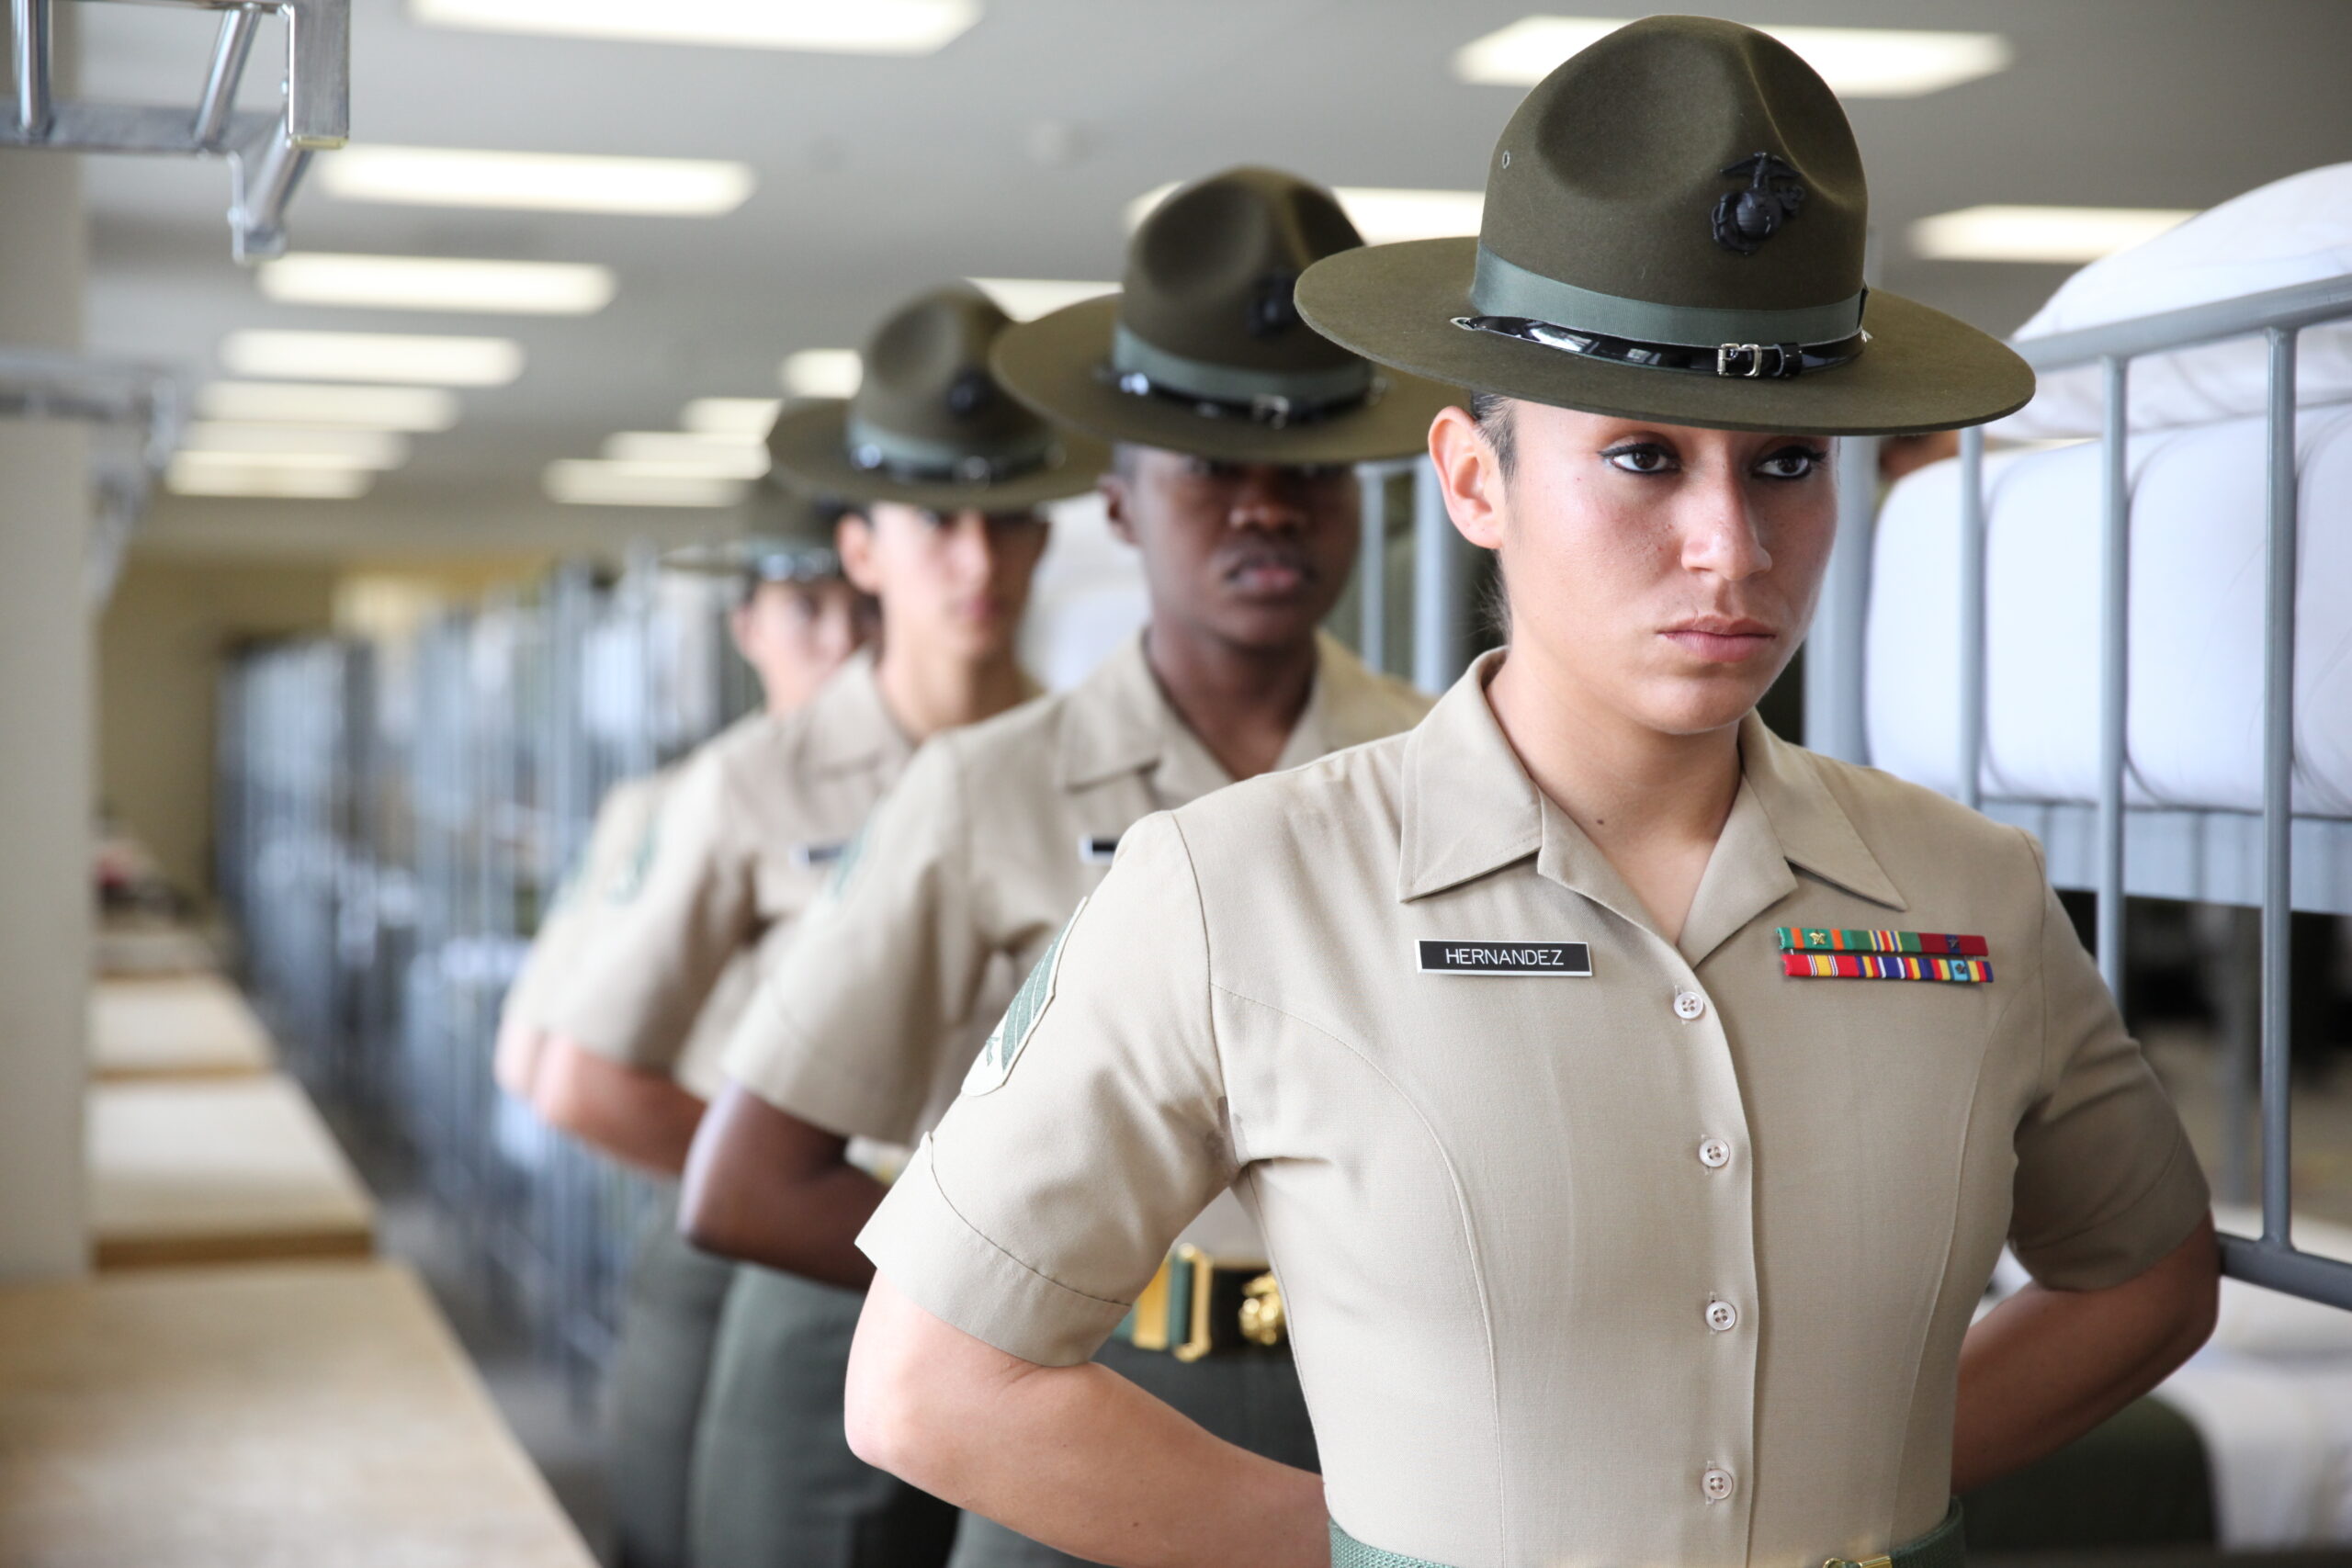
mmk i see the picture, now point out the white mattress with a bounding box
[1866,406,2352,816]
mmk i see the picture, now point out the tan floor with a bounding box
[87,974,275,1081]
[86,1075,375,1269]
[0,1260,597,1568]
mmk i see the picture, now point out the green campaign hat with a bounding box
[767,284,1107,512]
[1294,17,2032,436]
[663,406,848,581]
[990,166,1457,465]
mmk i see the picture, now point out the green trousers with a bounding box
[688,1265,960,1568]
[608,1220,736,1568]
[945,1337,1318,1568]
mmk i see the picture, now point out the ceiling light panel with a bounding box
[1909,206,2197,264]
[197,381,460,431]
[545,459,749,507]
[180,423,413,468]
[1455,17,2010,97]
[602,431,770,477]
[413,0,980,54]
[968,278,1118,321]
[319,145,755,216]
[682,397,784,436]
[260,254,616,315]
[220,331,526,386]
[780,349,862,399]
[1126,185,1483,244]
[166,454,375,499]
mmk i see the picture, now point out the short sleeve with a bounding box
[723,739,989,1144]
[547,750,752,1073]
[501,778,660,1036]
[2009,839,2210,1290]
[858,812,1237,1366]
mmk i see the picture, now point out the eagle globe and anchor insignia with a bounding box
[1712,152,1806,255]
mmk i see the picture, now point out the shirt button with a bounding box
[1705,1300,1739,1333]
[1674,989,1707,1021]
[1702,1467,1736,1503]
[1698,1137,1732,1169]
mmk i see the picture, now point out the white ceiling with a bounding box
[75,0,2352,558]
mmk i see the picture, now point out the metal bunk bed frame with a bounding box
[3,0,348,260]
[1817,272,2352,1312]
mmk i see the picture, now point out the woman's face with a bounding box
[1433,398,1838,737]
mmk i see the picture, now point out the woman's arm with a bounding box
[846,1271,1329,1568]
[1952,1213,2219,1493]
[531,1036,707,1179]
[677,1082,884,1288]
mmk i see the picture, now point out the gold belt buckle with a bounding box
[1825,1555,1894,1568]
[1172,1244,1216,1362]
[1239,1271,1285,1347]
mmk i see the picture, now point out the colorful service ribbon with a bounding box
[1780,952,1994,984]
[1774,927,1988,957]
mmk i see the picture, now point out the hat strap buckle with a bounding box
[1716,342,1791,378]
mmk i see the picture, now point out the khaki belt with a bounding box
[1113,1243,1287,1360]
[1330,1501,1967,1568]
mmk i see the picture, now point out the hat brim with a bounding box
[1295,238,2033,438]
[992,295,1460,466]
[766,400,1108,512]
[662,536,842,581]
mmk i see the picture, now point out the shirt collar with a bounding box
[1057,630,1400,793]
[1398,658,1905,958]
[803,648,915,776]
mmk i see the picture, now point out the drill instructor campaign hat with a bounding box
[990,166,1457,464]
[1294,17,2033,436]
[768,284,1108,512]
[663,405,851,581]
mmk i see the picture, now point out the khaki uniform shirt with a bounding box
[862,652,2210,1568]
[549,651,917,1081]
[723,632,1430,1227]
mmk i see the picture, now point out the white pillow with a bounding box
[1995,163,2352,439]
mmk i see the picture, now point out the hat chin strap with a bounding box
[1461,245,1867,379]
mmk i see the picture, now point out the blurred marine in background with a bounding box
[679,167,1453,1568]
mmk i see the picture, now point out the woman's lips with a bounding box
[1661,618,1777,663]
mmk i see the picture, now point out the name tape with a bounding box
[1419,940,1592,976]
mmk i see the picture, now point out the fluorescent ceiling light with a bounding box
[1455,17,2010,97]
[968,277,1118,321]
[220,330,525,386]
[196,380,460,431]
[413,0,979,54]
[602,431,769,478]
[545,459,748,507]
[1909,205,2197,264]
[180,423,412,468]
[318,144,754,216]
[682,396,784,436]
[166,453,375,499]
[780,349,862,399]
[1126,185,1483,244]
[259,253,615,315]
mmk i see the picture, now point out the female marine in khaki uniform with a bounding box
[842,20,2220,1568]
[533,286,1102,1568]
[675,167,1452,1568]
[499,485,870,1568]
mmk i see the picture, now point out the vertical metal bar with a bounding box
[230,131,315,263]
[1957,425,1987,811]
[2259,326,2298,1247]
[1357,463,1387,676]
[1410,457,1466,694]
[192,5,264,149]
[12,0,51,139]
[279,0,352,149]
[2095,355,2131,999]
[1805,434,1881,761]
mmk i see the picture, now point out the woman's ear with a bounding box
[1429,404,1507,551]
[835,509,883,595]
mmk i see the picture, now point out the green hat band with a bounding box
[1469,246,1866,351]
[746,543,842,582]
[1109,322,1374,428]
[843,412,1056,488]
